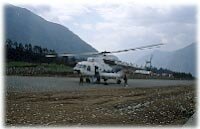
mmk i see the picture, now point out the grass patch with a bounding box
[6,61,74,75]
[7,61,37,67]
[41,63,73,72]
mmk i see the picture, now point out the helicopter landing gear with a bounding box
[103,78,108,85]
[86,77,100,84]
[117,79,121,84]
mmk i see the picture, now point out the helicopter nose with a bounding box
[74,69,80,74]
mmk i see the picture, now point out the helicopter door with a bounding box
[87,65,91,71]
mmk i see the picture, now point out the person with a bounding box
[123,74,128,87]
[79,75,83,85]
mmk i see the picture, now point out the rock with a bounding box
[77,123,81,126]
[92,114,96,118]
[128,106,132,109]
[127,111,132,114]
[26,107,30,110]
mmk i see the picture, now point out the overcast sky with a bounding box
[18,2,197,62]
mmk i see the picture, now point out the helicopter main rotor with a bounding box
[46,43,164,57]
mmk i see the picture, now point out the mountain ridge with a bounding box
[4,4,97,53]
[136,43,196,76]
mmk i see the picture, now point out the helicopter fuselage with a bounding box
[46,43,163,83]
[73,55,123,83]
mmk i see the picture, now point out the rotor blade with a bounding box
[58,52,99,57]
[46,43,163,57]
[109,43,164,54]
[46,52,99,57]
[45,54,57,58]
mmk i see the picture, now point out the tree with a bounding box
[5,39,59,63]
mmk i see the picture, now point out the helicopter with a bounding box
[46,43,163,84]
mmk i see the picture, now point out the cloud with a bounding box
[89,4,196,52]
[24,5,51,14]
[21,3,94,23]
[81,24,93,30]
[18,3,197,61]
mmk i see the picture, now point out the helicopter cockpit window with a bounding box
[77,64,81,68]
[77,64,86,69]
[87,66,91,71]
[83,65,86,69]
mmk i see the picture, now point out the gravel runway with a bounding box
[5,76,195,92]
[5,76,196,126]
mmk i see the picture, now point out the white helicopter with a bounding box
[46,43,163,84]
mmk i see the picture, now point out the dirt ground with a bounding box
[5,84,196,127]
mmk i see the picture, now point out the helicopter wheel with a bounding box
[103,78,108,85]
[117,79,121,84]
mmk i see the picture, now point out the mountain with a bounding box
[136,43,196,76]
[4,4,97,53]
